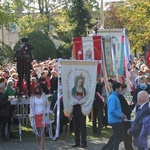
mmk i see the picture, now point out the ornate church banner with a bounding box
[60,60,97,115]
[98,29,124,76]
[72,36,102,74]
[102,37,114,77]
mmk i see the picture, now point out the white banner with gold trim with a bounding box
[60,60,97,115]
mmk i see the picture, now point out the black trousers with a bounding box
[103,104,108,127]
[0,116,11,139]
[102,121,133,150]
[73,105,87,146]
[92,108,103,134]
[123,122,133,150]
[111,122,124,150]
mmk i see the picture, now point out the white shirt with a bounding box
[34,96,44,115]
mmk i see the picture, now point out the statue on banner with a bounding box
[85,48,93,60]
[72,73,86,101]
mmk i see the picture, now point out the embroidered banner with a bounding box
[98,29,124,75]
[102,37,114,76]
[72,36,102,74]
[60,60,97,115]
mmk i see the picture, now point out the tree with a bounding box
[28,30,57,61]
[18,14,56,37]
[104,0,150,53]
[18,0,59,36]
[0,0,22,65]
[0,1,17,26]
[54,8,73,58]
[0,42,14,65]
[53,0,95,58]
[67,0,92,37]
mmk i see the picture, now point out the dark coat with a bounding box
[93,92,105,110]
[128,102,150,148]
[118,93,132,120]
[50,77,58,94]
[39,83,50,95]
[139,115,150,149]
[0,92,12,117]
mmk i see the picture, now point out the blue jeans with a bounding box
[111,122,124,150]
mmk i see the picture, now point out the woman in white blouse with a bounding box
[30,85,50,150]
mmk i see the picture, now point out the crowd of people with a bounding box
[0,58,61,146]
[100,55,150,150]
[0,53,150,150]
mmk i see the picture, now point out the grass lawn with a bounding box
[12,117,112,142]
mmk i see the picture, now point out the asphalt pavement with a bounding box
[0,136,131,150]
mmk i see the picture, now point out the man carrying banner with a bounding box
[71,74,87,148]
[60,60,97,149]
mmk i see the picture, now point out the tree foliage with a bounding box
[54,0,95,58]
[105,0,150,53]
[0,0,19,28]
[14,31,57,61]
[67,0,92,37]
[17,0,58,36]
[1,0,150,61]
[27,30,57,61]
[0,42,14,65]
[18,14,55,37]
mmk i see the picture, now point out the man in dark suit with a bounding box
[128,91,150,150]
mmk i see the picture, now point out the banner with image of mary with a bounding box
[60,60,97,115]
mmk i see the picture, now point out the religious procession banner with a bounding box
[72,36,102,74]
[123,28,131,94]
[98,29,124,76]
[60,60,97,115]
[102,37,114,77]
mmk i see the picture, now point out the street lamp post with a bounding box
[100,0,104,28]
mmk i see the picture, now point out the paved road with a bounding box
[0,137,132,150]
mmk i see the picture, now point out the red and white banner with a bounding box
[72,36,102,74]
